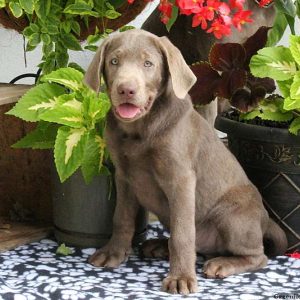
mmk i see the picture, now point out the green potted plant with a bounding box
[211,2,300,252]
[5,67,147,247]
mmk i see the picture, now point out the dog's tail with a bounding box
[263,218,288,257]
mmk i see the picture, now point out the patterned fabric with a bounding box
[0,222,299,300]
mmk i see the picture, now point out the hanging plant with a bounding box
[0,0,147,74]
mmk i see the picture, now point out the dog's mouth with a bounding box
[114,98,153,121]
[116,103,141,119]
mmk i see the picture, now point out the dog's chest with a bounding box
[114,134,157,185]
[110,133,168,214]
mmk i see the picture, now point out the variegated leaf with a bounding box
[9,2,23,17]
[283,97,300,111]
[239,110,261,120]
[6,83,65,122]
[12,122,60,149]
[89,93,111,121]
[42,67,84,91]
[289,117,300,135]
[39,94,83,128]
[81,131,106,183]
[277,79,293,98]
[258,110,294,121]
[290,72,300,99]
[0,0,6,8]
[250,46,297,81]
[290,35,300,66]
[54,126,88,182]
[19,0,34,14]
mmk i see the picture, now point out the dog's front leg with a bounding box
[88,175,139,268]
[159,170,198,295]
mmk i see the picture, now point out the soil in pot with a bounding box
[215,111,300,252]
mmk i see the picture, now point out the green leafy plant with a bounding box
[245,1,300,134]
[0,0,130,74]
[249,34,300,134]
[7,67,111,183]
[56,243,74,255]
[266,0,299,46]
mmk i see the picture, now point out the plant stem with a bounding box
[293,110,300,118]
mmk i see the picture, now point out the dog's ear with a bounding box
[83,39,109,93]
[157,36,197,99]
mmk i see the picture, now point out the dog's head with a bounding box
[84,29,196,122]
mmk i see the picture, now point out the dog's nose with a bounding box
[117,83,136,99]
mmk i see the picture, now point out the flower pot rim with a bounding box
[215,115,300,145]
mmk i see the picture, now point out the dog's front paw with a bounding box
[162,274,198,295]
[88,246,131,268]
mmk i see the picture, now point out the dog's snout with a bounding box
[117,83,137,99]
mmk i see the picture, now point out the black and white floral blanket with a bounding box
[0,222,299,300]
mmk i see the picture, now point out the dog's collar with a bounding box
[254,0,274,8]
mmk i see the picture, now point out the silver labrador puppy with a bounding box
[84,29,287,295]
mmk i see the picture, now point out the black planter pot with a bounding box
[215,115,300,252]
[51,166,148,248]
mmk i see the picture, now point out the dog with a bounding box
[84,29,287,295]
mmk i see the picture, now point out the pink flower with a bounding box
[218,2,230,16]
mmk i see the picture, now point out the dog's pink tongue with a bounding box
[116,103,140,119]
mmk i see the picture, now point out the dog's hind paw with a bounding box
[141,238,169,259]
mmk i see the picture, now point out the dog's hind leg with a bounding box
[202,219,268,278]
[202,190,269,278]
[141,239,169,259]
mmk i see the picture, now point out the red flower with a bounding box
[192,10,208,29]
[159,0,173,23]
[287,251,300,259]
[229,0,245,10]
[207,17,231,39]
[130,0,259,39]
[258,0,273,7]
[232,10,253,31]
[176,0,203,15]
[204,0,222,20]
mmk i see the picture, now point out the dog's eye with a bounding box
[111,58,119,65]
[144,60,153,67]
